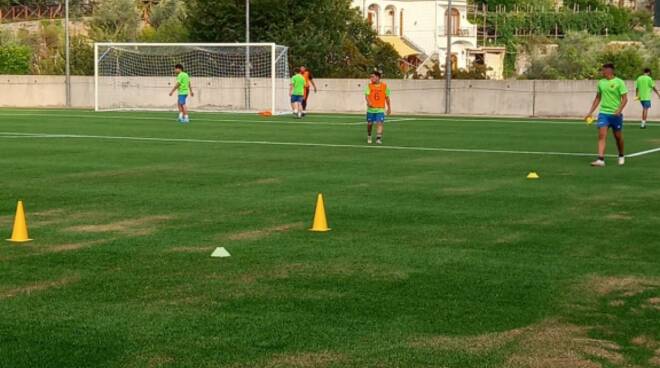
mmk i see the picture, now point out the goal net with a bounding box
[94,43,290,114]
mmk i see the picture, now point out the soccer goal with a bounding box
[94,43,290,114]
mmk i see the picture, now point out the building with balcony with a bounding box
[352,0,478,72]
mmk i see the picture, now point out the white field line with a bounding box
[385,118,416,122]
[393,117,660,127]
[0,132,610,158]
[0,113,362,126]
[0,110,658,126]
[0,108,362,119]
[627,147,660,157]
[0,134,58,138]
[0,111,647,127]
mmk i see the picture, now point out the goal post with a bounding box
[94,43,290,114]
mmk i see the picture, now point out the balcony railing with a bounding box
[439,26,477,37]
[380,25,397,36]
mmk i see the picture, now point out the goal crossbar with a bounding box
[94,43,290,114]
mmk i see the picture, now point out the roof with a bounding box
[378,36,423,58]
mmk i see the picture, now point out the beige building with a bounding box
[352,0,505,79]
[467,47,506,80]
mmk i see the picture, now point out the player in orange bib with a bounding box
[300,66,317,116]
[365,70,392,144]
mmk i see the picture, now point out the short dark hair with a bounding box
[602,63,615,70]
[644,68,652,74]
[371,70,382,78]
[175,64,184,70]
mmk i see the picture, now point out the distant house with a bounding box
[352,0,503,79]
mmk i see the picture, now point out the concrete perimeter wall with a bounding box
[1,75,657,119]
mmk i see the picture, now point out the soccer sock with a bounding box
[598,156,605,161]
[179,112,183,119]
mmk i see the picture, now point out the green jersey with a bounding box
[291,74,306,96]
[635,75,655,102]
[597,77,627,114]
[176,72,190,96]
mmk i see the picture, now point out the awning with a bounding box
[378,36,423,58]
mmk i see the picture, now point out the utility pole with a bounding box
[65,0,71,107]
[445,0,453,114]
[245,0,251,110]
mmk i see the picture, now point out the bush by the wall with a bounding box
[0,44,32,74]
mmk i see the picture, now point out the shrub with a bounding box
[0,44,32,74]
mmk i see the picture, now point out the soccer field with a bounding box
[0,109,659,368]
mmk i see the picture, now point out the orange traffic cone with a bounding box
[7,201,32,243]
[309,193,331,232]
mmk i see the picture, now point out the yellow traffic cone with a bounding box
[527,172,540,180]
[7,201,32,243]
[309,193,331,232]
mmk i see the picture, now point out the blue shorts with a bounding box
[178,95,188,105]
[367,112,385,123]
[291,95,304,103]
[641,100,651,109]
[597,113,623,131]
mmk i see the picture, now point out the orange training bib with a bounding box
[368,83,388,108]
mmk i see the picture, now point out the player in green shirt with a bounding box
[169,64,194,124]
[585,63,628,167]
[635,68,659,129]
[290,71,306,119]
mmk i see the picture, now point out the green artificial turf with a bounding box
[0,109,658,367]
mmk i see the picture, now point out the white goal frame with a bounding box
[94,42,289,114]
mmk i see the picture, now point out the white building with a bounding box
[351,0,478,70]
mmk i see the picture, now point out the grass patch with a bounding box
[0,110,659,367]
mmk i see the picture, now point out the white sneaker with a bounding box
[641,122,646,129]
[367,137,372,144]
[297,111,303,119]
[376,138,382,145]
[618,156,625,166]
[591,159,606,167]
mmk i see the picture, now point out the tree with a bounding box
[0,44,31,74]
[474,0,555,11]
[139,0,189,42]
[562,0,606,10]
[89,0,140,42]
[454,62,490,79]
[524,31,660,80]
[525,32,602,79]
[148,0,184,28]
[186,0,402,78]
[70,34,94,75]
